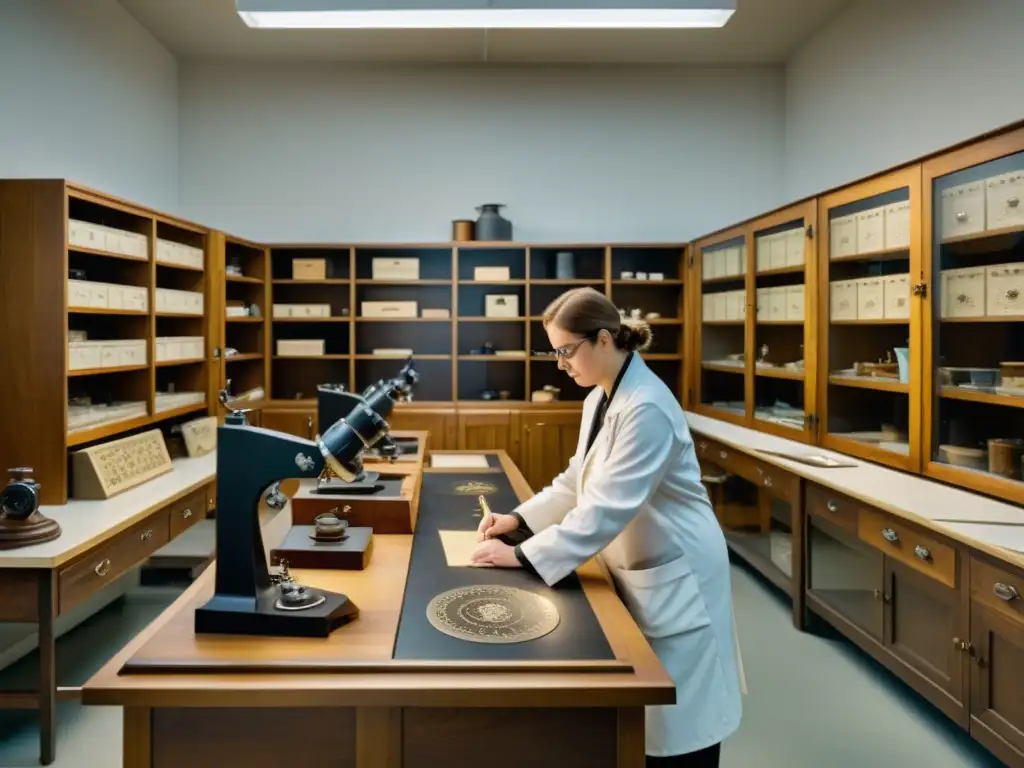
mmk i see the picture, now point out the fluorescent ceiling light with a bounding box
[236,1,736,29]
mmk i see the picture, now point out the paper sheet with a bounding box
[438,530,491,567]
[431,454,490,469]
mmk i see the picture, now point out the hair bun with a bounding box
[616,321,653,352]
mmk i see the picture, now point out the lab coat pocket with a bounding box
[611,556,712,639]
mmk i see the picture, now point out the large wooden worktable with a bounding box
[82,449,675,768]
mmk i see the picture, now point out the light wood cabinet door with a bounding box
[883,557,969,727]
[388,409,456,450]
[521,411,580,492]
[457,410,521,466]
[261,408,316,439]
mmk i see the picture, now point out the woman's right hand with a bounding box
[477,511,520,542]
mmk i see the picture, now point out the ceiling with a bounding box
[118,0,852,64]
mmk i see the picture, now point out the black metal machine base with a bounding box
[316,473,382,495]
[195,587,359,638]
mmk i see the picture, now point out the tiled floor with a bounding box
[0,561,1006,767]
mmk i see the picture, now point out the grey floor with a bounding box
[0,561,1006,767]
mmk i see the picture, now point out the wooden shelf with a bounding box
[225,353,263,363]
[458,355,527,362]
[68,244,148,264]
[702,362,745,375]
[69,307,147,316]
[66,413,154,447]
[756,320,803,326]
[226,316,264,323]
[158,262,204,274]
[355,317,449,323]
[755,265,805,277]
[831,318,909,325]
[68,364,148,377]
[275,317,351,323]
[704,320,744,327]
[756,367,805,381]
[458,317,526,323]
[156,358,205,368]
[356,279,450,286]
[457,280,526,286]
[226,274,263,284]
[939,386,1024,409]
[156,312,204,319]
[529,279,603,285]
[273,278,349,285]
[829,375,909,393]
[829,246,910,264]
[939,223,1024,252]
[355,354,450,361]
[940,315,1024,323]
[272,354,349,360]
[613,279,683,285]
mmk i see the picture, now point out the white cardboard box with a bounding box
[883,274,910,320]
[940,180,986,241]
[830,280,858,321]
[857,277,885,320]
[940,267,986,318]
[986,171,1024,232]
[484,294,520,318]
[373,258,420,281]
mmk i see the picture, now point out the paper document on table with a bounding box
[431,454,490,469]
[438,530,491,567]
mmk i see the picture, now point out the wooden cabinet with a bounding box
[520,410,581,491]
[388,407,456,450]
[969,555,1024,766]
[457,410,522,466]
[261,407,316,439]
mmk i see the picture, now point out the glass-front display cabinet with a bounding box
[694,225,751,424]
[817,167,923,472]
[750,201,818,442]
[923,127,1024,505]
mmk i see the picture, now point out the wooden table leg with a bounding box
[790,481,807,632]
[617,707,646,768]
[38,570,56,766]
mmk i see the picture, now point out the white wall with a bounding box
[178,62,785,243]
[0,0,178,213]
[785,0,1024,201]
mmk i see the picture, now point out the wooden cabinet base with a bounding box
[132,705,642,768]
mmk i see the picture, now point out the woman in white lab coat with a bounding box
[472,287,742,768]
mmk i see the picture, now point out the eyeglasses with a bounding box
[552,337,592,359]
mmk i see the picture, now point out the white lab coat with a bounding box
[515,354,743,757]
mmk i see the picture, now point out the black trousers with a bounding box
[646,742,721,768]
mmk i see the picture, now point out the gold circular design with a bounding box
[453,480,498,495]
[426,585,560,644]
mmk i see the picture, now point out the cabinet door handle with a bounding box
[307,415,314,438]
[881,528,899,543]
[914,545,931,562]
[182,508,193,519]
[719,450,728,460]
[94,559,111,577]
[956,211,968,222]
[952,637,966,651]
[140,529,154,541]
[827,500,839,513]
[763,475,773,488]
[698,441,707,452]
[994,582,1021,602]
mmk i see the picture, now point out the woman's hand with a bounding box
[476,511,520,542]
[471,539,521,569]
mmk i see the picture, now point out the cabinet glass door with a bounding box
[751,202,817,441]
[695,230,750,425]
[924,137,1024,505]
[806,513,884,642]
[819,168,921,472]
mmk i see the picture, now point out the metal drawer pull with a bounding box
[94,559,111,577]
[994,583,1020,602]
[1008,196,1020,208]
[182,508,193,519]
[914,545,932,562]
[140,529,154,541]
[827,501,839,513]
[699,441,708,452]
[719,450,727,459]
[881,528,899,543]
[956,212,968,222]
[763,476,773,488]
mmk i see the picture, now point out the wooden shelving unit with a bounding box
[922,125,1024,505]
[258,242,687,407]
[0,180,215,504]
[816,165,922,473]
[216,234,270,411]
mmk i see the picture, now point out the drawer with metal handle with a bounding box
[58,509,171,613]
[170,487,208,538]
[858,509,957,589]
[971,557,1024,626]
[693,434,797,503]
[806,483,862,533]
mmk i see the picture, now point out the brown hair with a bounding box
[541,287,653,352]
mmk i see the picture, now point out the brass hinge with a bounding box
[912,282,928,297]
[806,224,814,239]
[805,413,818,429]
[688,252,695,267]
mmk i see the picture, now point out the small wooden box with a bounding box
[362,301,418,318]
[485,294,519,318]
[277,339,325,356]
[372,258,419,281]
[293,258,327,281]
[270,526,374,570]
[474,266,511,281]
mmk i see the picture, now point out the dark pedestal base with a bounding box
[194,587,359,638]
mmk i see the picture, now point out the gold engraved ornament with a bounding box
[452,480,498,496]
[426,585,560,644]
